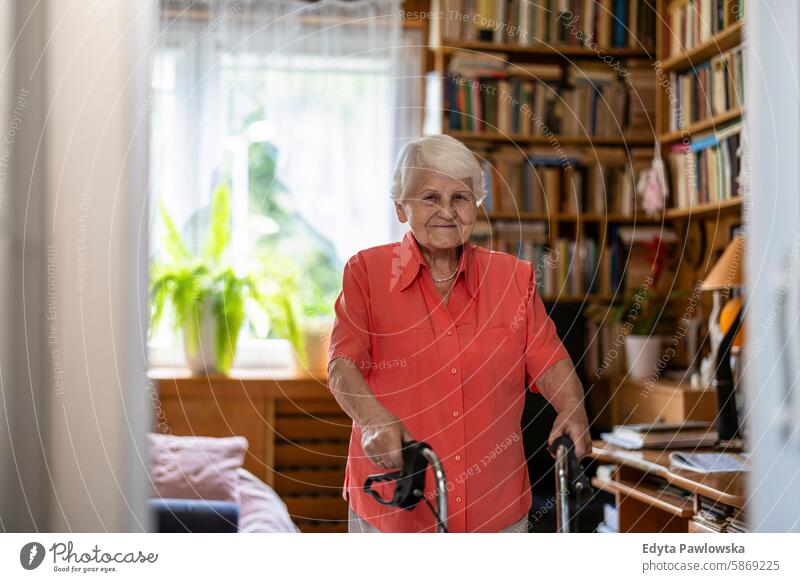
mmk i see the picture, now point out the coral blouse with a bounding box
[328,231,570,532]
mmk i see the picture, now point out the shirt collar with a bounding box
[394,230,478,299]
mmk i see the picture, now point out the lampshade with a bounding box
[701,235,744,291]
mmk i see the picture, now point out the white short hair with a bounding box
[390,135,486,205]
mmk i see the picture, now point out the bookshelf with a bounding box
[656,0,746,219]
[429,0,659,303]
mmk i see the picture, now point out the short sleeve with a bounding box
[328,254,372,375]
[523,267,571,393]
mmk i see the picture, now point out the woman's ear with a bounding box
[394,201,408,223]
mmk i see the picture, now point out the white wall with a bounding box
[745,0,800,532]
[0,0,155,532]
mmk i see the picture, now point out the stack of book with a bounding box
[668,46,745,131]
[624,60,657,138]
[601,421,719,449]
[445,54,655,139]
[693,497,736,532]
[727,508,749,533]
[666,0,744,58]
[435,0,655,50]
[553,237,606,296]
[475,145,653,216]
[584,301,625,379]
[666,121,743,209]
[561,64,627,138]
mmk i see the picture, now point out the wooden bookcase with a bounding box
[654,0,746,369]
[655,0,745,221]
[428,1,660,303]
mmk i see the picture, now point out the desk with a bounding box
[590,440,747,533]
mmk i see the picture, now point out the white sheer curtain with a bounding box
[150,0,421,262]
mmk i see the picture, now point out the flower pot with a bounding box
[624,335,666,380]
[303,316,333,376]
[183,298,219,375]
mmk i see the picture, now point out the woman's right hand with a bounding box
[360,410,412,470]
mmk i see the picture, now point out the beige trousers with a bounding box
[348,507,529,533]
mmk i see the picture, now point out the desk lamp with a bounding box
[701,235,745,441]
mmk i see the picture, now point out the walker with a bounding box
[364,436,591,533]
[548,436,592,533]
[364,440,448,532]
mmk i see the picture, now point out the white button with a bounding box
[455,455,461,461]
[456,496,462,503]
[450,367,457,374]
[452,410,459,417]
[447,330,453,336]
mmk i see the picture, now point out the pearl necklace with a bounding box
[432,266,458,283]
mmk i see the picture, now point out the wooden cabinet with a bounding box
[151,369,350,532]
[609,377,717,426]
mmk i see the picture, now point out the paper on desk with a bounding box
[669,452,750,473]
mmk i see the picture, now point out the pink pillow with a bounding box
[147,433,248,503]
[237,468,299,533]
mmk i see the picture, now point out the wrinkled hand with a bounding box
[361,410,413,470]
[548,410,591,459]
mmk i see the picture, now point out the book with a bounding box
[668,45,745,131]
[666,0,744,58]
[666,121,743,209]
[602,420,718,449]
[614,421,718,448]
[434,0,655,50]
[444,53,654,139]
[669,451,750,473]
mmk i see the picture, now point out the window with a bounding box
[147,9,421,370]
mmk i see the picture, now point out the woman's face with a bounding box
[395,170,478,253]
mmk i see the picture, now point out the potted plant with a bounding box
[150,184,306,375]
[613,285,683,380]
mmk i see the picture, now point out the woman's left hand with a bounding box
[548,410,591,459]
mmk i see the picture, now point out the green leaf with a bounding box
[158,200,191,264]
[203,183,231,262]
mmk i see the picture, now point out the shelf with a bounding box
[446,130,655,147]
[659,108,744,144]
[542,294,617,303]
[659,21,744,73]
[435,41,653,59]
[593,477,695,518]
[480,212,662,222]
[664,197,743,220]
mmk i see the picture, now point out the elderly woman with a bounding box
[327,135,590,533]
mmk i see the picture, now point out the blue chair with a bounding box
[148,498,239,533]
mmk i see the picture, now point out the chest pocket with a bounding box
[459,325,526,415]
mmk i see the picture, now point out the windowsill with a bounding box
[148,366,327,383]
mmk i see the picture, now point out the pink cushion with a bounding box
[147,433,248,503]
[237,468,299,533]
